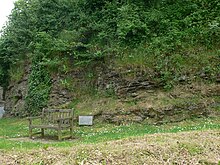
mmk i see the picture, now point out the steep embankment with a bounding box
[4,62,220,124]
[0,0,220,119]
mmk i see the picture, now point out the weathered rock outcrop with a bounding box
[96,68,157,97]
[0,86,4,118]
[0,86,3,101]
[5,77,28,116]
[48,76,75,107]
[4,64,220,123]
[98,102,212,125]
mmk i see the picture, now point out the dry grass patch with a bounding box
[1,130,219,165]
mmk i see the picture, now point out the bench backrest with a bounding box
[42,109,73,125]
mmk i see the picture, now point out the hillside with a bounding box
[0,0,219,119]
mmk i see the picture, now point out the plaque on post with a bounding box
[79,116,93,126]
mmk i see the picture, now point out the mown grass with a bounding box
[0,117,219,151]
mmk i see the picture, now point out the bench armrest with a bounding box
[27,116,43,126]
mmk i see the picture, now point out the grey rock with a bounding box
[0,106,5,118]
[0,86,3,101]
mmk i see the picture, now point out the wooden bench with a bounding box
[28,109,74,140]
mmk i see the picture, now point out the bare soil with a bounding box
[1,130,220,165]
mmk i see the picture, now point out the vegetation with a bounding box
[0,0,220,115]
[0,117,220,164]
[0,117,219,150]
[0,1,219,164]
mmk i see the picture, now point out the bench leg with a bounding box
[41,128,45,137]
[29,127,33,139]
[70,127,73,139]
[58,129,62,141]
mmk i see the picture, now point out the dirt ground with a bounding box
[0,130,220,165]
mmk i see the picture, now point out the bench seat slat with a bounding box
[30,124,71,129]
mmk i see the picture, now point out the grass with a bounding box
[114,46,220,85]
[9,61,26,82]
[0,117,219,151]
[0,117,219,164]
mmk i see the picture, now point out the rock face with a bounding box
[0,86,4,118]
[116,80,156,97]
[0,86,4,107]
[4,66,152,115]
[4,64,30,116]
[0,86,3,101]
[5,78,28,116]
[96,68,157,97]
[4,64,219,122]
[47,76,75,107]
[98,102,211,125]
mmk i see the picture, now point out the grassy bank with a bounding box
[0,117,220,164]
[0,117,219,151]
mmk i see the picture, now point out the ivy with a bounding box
[25,55,51,116]
[24,33,54,116]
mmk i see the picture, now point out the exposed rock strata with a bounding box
[98,102,213,125]
[4,66,220,121]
